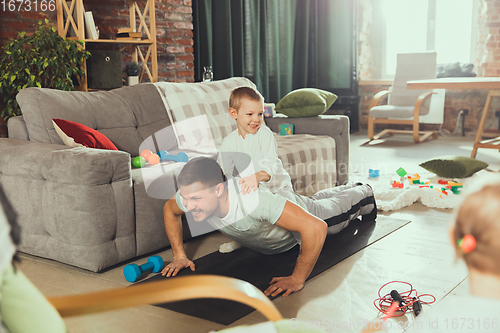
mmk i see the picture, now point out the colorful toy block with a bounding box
[263,103,276,118]
[438,179,448,184]
[392,182,404,188]
[396,167,407,178]
[279,123,294,135]
[369,169,380,178]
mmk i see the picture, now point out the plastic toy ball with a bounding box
[140,149,153,160]
[132,156,146,168]
[158,150,169,162]
[148,154,160,165]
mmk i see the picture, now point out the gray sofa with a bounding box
[0,78,349,272]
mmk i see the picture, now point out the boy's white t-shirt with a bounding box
[218,126,293,194]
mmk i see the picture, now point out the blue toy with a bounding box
[158,150,189,163]
[123,255,165,283]
[369,169,380,178]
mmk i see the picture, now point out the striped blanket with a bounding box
[275,133,337,196]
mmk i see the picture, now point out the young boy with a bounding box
[217,87,297,252]
[218,86,295,200]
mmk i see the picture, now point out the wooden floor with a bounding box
[18,133,500,333]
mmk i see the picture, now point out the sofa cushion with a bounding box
[53,119,118,150]
[275,88,338,118]
[16,84,174,156]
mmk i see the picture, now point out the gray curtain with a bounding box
[193,0,354,103]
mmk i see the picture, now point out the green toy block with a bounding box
[412,179,420,184]
[396,167,407,178]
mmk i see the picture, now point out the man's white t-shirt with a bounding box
[176,179,300,254]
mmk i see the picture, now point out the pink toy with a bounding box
[148,154,160,165]
[140,149,153,159]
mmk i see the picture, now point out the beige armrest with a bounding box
[412,91,436,118]
[369,90,390,110]
[48,275,283,322]
[412,91,437,142]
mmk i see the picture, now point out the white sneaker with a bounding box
[219,241,242,253]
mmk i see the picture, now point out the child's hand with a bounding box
[239,175,259,195]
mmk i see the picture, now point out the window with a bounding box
[380,0,476,78]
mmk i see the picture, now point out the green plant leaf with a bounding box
[0,20,90,119]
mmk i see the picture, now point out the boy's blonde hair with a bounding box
[453,175,500,276]
[229,86,264,111]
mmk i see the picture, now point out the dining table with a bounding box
[407,77,500,158]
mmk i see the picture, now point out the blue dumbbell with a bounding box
[123,255,164,282]
[158,150,189,163]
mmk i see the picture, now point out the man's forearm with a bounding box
[163,201,188,259]
[291,227,327,282]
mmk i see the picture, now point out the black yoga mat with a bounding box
[139,216,410,325]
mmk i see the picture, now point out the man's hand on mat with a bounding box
[239,175,258,194]
[264,276,304,297]
[161,258,195,277]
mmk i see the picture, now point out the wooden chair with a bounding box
[367,52,445,143]
[48,275,283,321]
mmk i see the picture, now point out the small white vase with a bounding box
[128,76,139,86]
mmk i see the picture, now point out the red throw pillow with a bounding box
[52,119,118,151]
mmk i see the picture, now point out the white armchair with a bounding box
[368,52,445,143]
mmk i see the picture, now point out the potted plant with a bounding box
[125,62,141,86]
[0,19,90,121]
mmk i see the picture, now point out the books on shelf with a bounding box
[84,11,98,40]
[118,27,135,33]
[115,32,142,41]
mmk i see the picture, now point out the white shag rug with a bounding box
[350,170,466,211]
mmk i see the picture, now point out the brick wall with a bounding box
[0,0,194,83]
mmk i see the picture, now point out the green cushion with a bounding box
[419,156,489,178]
[275,88,338,118]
